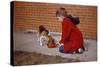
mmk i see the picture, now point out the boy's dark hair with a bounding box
[56,8,67,17]
[56,8,80,25]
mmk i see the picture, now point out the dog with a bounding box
[37,25,58,48]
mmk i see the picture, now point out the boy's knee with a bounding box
[59,46,64,53]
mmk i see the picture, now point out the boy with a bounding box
[56,8,85,54]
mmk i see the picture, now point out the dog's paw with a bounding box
[40,43,43,46]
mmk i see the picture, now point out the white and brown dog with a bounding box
[37,25,58,48]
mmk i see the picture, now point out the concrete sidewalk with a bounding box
[14,31,97,62]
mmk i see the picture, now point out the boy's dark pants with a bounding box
[59,45,84,54]
[59,45,66,53]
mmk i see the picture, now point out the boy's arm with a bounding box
[60,18,72,44]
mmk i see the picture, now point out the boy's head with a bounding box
[56,8,67,22]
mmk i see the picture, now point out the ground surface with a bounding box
[13,30,97,65]
[14,51,80,66]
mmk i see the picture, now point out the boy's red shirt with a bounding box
[60,17,84,53]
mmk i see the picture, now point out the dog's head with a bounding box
[39,25,49,36]
[41,30,49,36]
[39,25,46,34]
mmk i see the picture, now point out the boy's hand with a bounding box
[56,42,63,47]
[56,41,60,45]
[60,43,64,46]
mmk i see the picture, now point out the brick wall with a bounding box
[13,1,97,39]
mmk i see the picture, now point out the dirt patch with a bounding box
[14,51,80,66]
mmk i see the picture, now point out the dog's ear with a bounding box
[39,25,46,33]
